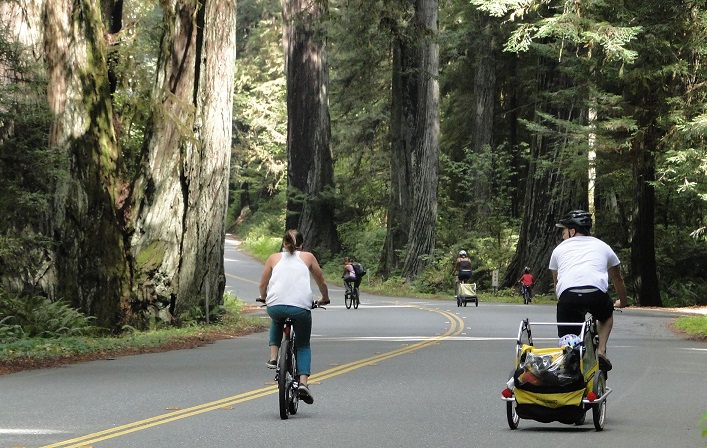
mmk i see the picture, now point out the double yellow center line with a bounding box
[41,305,464,448]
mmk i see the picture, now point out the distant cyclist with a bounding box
[452,250,473,283]
[549,210,628,371]
[259,229,330,404]
[517,267,534,302]
[342,257,357,294]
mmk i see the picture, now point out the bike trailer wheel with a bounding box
[506,400,520,429]
[592,371,607,431]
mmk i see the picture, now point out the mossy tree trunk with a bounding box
[128,0,237,324]
[44,0,130,327]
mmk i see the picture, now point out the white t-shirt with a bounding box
[265,251,313,309]
[549,235,620,297]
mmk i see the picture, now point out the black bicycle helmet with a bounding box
[556,210,592,232]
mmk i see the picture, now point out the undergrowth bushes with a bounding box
[0,292,99,342]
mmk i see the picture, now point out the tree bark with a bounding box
[630,130,662,306]
[128,0,236,323]
[380,0,439,281]
[502,61,587,293]
[380,34,414,278]
[44,0,130,327]
[401,0,439,281]
[469,13,496,220]
[282,0,340,258]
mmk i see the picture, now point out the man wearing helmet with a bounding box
[549,210,628,371]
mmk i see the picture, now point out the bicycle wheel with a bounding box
[278,339,291,419]
[353,290,359,309]
[287,343,299,415]
[345,292,352,309]
[592,371,607,431]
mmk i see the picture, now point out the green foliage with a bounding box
[337,222,387,278]
[0,29,62,282]
[109,1,164,176]
[230,0,288,225]
[470,0,641,63]
[674,315,707,339]
[241,234,284,263]
[177,291,248,326]
[653,226,707,307]
[0,292,99,342]
[0,293,266,364]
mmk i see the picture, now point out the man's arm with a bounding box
[608,265,628,308]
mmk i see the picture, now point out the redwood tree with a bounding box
[381,0,440,281]
[3,0,237,329]
[128,0,237,323]
[282,0,340,258]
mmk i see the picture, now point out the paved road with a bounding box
[1,239,705,447]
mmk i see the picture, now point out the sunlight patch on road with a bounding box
[1,428,66,435]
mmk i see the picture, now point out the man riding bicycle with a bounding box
[549,210,628,371]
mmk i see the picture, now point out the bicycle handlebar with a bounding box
[255,297,327,310]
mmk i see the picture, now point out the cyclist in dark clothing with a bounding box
[453,250,473,283]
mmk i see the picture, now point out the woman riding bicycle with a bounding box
[259,229,330,404]
[342,257,357,293]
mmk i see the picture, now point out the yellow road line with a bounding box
[225,272,257,284]
[41,304,465,448]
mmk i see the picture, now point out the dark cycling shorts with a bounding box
[557,286,614,337]
[458,270,472,282]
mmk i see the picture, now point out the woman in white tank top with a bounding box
[258,229,330,404]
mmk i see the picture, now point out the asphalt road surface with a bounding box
[1,238,705,447]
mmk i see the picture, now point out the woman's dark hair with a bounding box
[283,229,304,254]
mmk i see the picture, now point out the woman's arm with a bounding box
[303,252,330,304]
[258,253,278,299]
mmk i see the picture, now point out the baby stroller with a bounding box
[501,317,611,431]
[456,281,478,307]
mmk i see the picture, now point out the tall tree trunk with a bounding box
[402,0,439,281]
[379,36,414,278]
[129,0,237,324]
[44,0,130,327]
[380,0,439,281]
[503,61,586,293]
[630,131,662,306]
[282,0,340,258]
[469,13,496,221]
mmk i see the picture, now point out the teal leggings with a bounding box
[267,305,312,376]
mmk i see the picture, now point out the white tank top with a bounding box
[265,251,313,309]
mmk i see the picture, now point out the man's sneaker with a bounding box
[598,354,613,372]
[266,359,277,369]
[298,383,314,404]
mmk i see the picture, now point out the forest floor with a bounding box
[0,303,268,376]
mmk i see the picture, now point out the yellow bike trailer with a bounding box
[501,318,612,431]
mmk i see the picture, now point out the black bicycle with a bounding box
[257,298,325,419]
[344,280,359,309]
[519,283,532,305]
